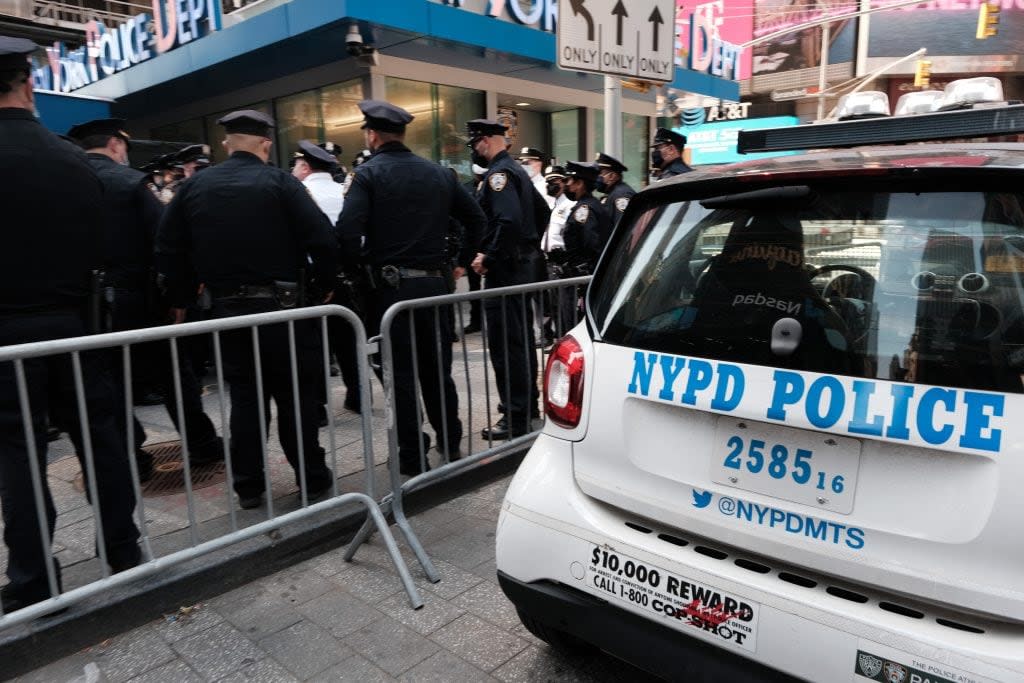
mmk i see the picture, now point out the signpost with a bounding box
[558,0,674,160]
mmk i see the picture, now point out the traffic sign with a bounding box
[557,0,675,83]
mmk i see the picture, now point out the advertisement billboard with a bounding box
[752,0,856,75]
[674,112,800,165]
[676,0,754,80]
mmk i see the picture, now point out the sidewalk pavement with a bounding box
[12,471,657,683]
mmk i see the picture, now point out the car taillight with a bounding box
[544,335,585,428]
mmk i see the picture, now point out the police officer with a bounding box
[0,36,141,611]
[174,144,211,179]
[540,165,576,339]
[69,118,224,471]
[467,119,542,440]
[292,139,361,414]
[337,100,486,475]
[595,152,636,226]
[651,127,693,179]
[517,147,554,210]
[156,110,337,510]
[562,161,612,276]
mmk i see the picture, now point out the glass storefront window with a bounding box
[151,118,205,145]
[551,109,580,168]
[594,110,650,191]
[203,101,272,163]
[275,90,323,169]
[386,77,434,161]
[320,78,367,171]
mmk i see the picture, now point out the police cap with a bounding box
[175,144,210,166]
[564,161,599,183]
[352,148,372,167]
[651,127,687,149]
[358,100,414,134]
[0,36,35,71]
[67,118,132,148]
[543,164,566,180]
[465,119,508,146]
[517,147,548,164]
[217,109,275,137]
[295,139,337,170]
[595,152,627,174]
[319,141,342,156]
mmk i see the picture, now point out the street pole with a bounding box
[604,75,622,159]
[817,22,830,120]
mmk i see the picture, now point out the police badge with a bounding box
[857,653,883,679]
[573,205,590,223]
[883,661,907,683]
[488,172,508,192]
[615,196,630,213]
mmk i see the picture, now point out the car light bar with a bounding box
[737,103,1024,154]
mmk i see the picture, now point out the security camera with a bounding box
[356,48,379,67]
[346,24,363,55]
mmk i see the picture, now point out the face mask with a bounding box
[651,148,664,168]
[595,176,608,193]
[471,151,489,168]
[525,164,539,179]
[564,188,578,201]
[546,181,562,197]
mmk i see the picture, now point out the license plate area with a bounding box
[710,417,862,514]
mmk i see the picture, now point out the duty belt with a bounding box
[383,266,443,278]
[215,284,276,299]
[373,265,444,289]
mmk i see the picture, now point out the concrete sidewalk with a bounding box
[12,471,657,682]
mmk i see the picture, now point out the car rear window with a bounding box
[591,186,1024,393]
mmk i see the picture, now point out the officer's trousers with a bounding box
[0,311,141,602]
[367,277,462,470]
[212,298,331,499]
[484,259,537,435]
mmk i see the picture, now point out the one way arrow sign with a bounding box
[557,0,675,83]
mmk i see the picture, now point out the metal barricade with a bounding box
[0,305,422,629]
[346,276,592,582]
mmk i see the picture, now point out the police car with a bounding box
[496,78,1024,682]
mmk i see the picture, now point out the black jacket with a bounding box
[86,153,163,289]
[660,158,693,179]
[336,141,485,270]
[600,180,636,226]
[563,194,612,273]
[156,151,337,307]
[0,108,104,315]
[477,150,541,268]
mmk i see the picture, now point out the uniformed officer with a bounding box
[292,139,360,414]
[516,147,554,210]
[174,144,211,179]
[562,161,612,276]
[69,118,224,471]
[337,100,486,475]
[651,127,693,179]
[156,109,337,510]
[595,152,636,226]
[0,35,141,611]
[467,119,542,440]
[540,165,577,339]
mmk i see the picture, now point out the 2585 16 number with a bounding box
[723,436,845,494]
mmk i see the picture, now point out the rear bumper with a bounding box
[497,571,796,682]
[496,434,1024,683]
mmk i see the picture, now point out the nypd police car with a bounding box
[496,79,1024,682]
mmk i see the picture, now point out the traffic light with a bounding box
[976,1,999,39]
[914,60,932,88]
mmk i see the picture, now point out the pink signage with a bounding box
[676,0,754,81]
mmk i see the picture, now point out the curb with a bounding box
[0,450,526,680]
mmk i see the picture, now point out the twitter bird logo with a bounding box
[692,490,712,509]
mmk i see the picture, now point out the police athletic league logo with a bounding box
[883,662,908,683]
[573,205,589,223]
[858,653,883,679]
[615,196,630,212]
[488,172,507,192]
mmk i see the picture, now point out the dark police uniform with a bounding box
[0,36,140,611]
[69,118,221,470]
[595,152,636,226]
[156,110,337,508]
[651,127,693,179]
[337,101,486,474]
[468,119,542,438]
[562,161,613,275]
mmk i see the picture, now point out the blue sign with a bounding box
[674,115,800,166]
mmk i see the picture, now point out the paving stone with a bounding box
[449,580,521,632]
[13,652,97,683]
[424,526,497,571]
[398,650,497,683]
[255,620,350,680]
[491,645,601,683]
[373,587,465,636]
[469,557,500,586]
[295,589,381,639]
[328,561,405,604]
[413,558,484,600]
[153,604,223,644]
[306,655,396,683]
[214,657,298,683]
[342,616,440,676]
[216,591,303,641]
[125,658,203,683]
[86,626,177,683]
[430,613,528,673]
[259,569,335,606]
[171,622,263,681]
